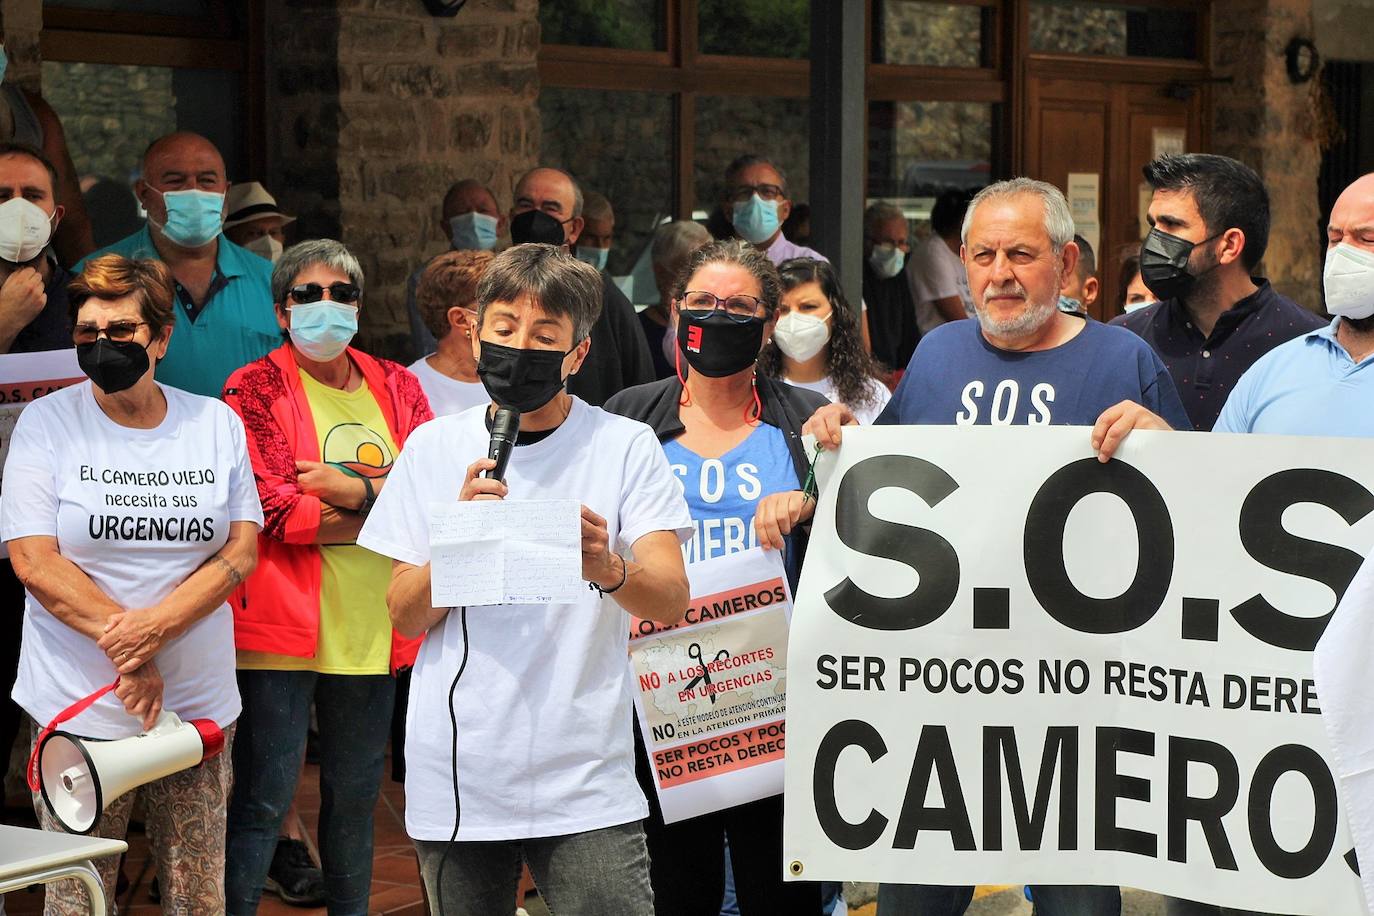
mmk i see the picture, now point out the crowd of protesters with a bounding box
[0,82,1369,916]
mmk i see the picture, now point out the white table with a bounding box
[0,824,126,915]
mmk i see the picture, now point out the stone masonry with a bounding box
[1212,0,1325,309]
[265,0,541,359]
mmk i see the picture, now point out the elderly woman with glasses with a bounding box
[221,239,432,916]
[3,254,262,913]
[605,239,827,916]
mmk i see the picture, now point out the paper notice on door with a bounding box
[1066,172,1101,258]
[428,498,583,606]
[1152,126,1187,159]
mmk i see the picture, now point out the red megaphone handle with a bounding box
[26,678,120,792]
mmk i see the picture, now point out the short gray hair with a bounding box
[272,239,364,305]
[961,178,1075,253]
[651,220,711,275]
[724,154,787,193]
[864,201,907,237]
[476,243,602,342]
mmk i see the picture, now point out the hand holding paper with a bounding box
[429,499,583,606]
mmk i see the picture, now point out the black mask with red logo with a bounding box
[676,311,766,378]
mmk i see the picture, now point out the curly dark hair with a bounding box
[759,258,882,413]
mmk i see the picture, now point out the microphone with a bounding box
[483,407,520,482]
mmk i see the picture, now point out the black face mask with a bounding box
[509,209,568,246]
[677,311,765,378]
[77,338,150,395]
[1139,227,1223,303]
[476,340,572,413]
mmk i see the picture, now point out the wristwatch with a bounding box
[358,475,377,518]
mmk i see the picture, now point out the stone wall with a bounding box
[1212,0,1324,309]
[41,62,177,181]
[0,0,42,94]
[539,86,673,276]
[265,0,541,359]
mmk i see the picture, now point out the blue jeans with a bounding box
[878,883,1121,916]
[414,821,654,916]
[225,669,395,915]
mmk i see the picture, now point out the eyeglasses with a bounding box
[728,184,785,204]
[287,282,361,305]
[73,320,149,345]
[679,291,767,322]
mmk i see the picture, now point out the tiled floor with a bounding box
[4,758,427,915]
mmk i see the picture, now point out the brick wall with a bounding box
[266,0,541,359]
[1212,0,1324,309]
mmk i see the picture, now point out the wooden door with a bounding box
[1025,74,1203,321]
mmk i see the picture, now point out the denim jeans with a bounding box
[225,669,395,916]
[414,821,654,916]
[878,883,1121,916]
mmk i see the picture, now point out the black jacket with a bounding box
[566,273,655,406]
[604,373,830,564]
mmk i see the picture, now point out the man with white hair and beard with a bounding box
[804,179,1193,914]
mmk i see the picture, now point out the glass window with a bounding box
[43,61,244,247]
[868,100,994,222]
[539,87,673,279]
[540,0,665,52]
[698,0,809,59]
[1029,1,1199,60]
[694,95,810,223]
[873,1,987,68]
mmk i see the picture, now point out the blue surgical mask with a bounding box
[732,194,781,245]
[450,211,499,251]
[289,301,358,362]
[0,45,9,87]
[155,189,225,248]
[1057,295,1083,314]
[868,244,905,279]
[575,246,609,271]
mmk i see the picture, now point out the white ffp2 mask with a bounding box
[1324,243,1374,320]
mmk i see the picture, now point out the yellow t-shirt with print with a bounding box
[238,370,398,675]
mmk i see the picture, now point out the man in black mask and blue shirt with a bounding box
[1110,153,1324,430]
[357,243,692,916]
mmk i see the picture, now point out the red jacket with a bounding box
[223,343,433,672]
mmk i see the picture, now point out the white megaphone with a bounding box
[38,712,225,834]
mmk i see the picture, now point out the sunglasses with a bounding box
[287,282,361,305]
[73,320,149,345]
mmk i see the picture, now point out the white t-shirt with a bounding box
[784,374,892,426]
[407,355,489,418]
[357,398,692,841]
[909,234,975,335]
[2,382,263,739]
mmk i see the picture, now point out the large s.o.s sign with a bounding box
[783,427,1374,915]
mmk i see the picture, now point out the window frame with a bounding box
[539,0,1213,221]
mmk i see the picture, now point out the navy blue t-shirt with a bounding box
[876,317,1192,429]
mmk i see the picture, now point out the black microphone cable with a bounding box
[434,604,469,916]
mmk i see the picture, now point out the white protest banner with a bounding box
[783,426,1373,914]
[0,348,81,476]
[630,547,791,823]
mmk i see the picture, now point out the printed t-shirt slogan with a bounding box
[783,426,1373,915]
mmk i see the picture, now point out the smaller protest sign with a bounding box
[630,547,792,823]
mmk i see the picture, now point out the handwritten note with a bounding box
[428,499,584,606]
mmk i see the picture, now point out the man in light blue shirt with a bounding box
[77,132,277,398]
[1214,173,1374,439]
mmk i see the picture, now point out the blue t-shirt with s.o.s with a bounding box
[876,317,1193,429]
[663,423,802,581]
